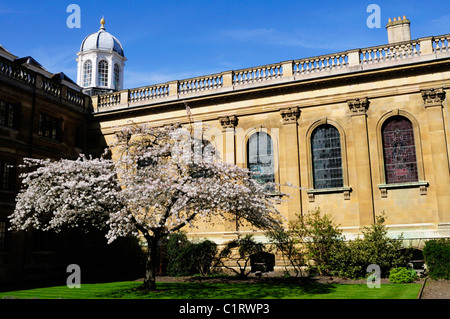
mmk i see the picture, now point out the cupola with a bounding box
[76,18,126,95]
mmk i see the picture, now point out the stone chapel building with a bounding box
[86,17,450,247]
[1,16,450,284]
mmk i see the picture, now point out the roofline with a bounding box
[92,57,450,119]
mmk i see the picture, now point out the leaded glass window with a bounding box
[98,60,108,87]
[0,160,14,190]
[114,64,120,90]
[83,60,92,87]
[382,116,418,184]
[0,100,17,129]
[311,124,343,189]
[247,132,275,184]
[38,113,63,142]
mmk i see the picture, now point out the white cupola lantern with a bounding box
[76,18,126,95]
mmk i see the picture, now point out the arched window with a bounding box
[83,60,92,87]
[382,116,418,184]
[98,60,109,87]
[113,64,120,90]
[247,131,275,184]
[311,124,343,189]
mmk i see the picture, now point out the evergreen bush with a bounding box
[331,213,412,278]
[164,232,217,276]
[423,238,450,279]
[388,267,418,283]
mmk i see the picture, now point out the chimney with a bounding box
[386,16,411,44]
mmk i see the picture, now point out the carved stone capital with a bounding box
[280,106,300,124]
[421,88,446,108]
[347,98,369,115]
[219,115,238,130]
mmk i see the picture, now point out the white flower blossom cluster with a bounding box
[9,123,286,246]
[10,155,120,233]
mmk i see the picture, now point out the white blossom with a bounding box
[9,121,291,289]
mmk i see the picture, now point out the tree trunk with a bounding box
[142,236,158,290]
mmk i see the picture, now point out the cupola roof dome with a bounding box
[79,18,124,57]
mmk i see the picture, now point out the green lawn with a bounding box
[0,281,421,299]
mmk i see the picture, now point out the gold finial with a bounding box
[100,16,105,30]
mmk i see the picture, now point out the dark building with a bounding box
[0,46,141,289]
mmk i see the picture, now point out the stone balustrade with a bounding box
[0,58,35,85]
[42,77,61,98]
[433,35,449,53]
[360,40,420,65]
[99,91,120,108]
[0,56,90,112]
[93,33,450,112]
[179,73,223,94]
[129,83,170,102]
[233,63,283,85]
[293,52,348,75]
[66,88,86,108]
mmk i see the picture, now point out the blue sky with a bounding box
[1,0,449,89]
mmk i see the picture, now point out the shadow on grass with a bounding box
[102,278,337,299]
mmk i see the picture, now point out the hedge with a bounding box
[423,238,450,279]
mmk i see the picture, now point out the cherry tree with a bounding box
[9,120,286,290]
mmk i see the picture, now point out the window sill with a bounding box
[377,181,428,198]
[306,186,352,202]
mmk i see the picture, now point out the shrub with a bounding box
[423,238,450,279]
[266,227,306,277]
[164,232,217,276]
[215,235,265,278]
[185,239,218,276]
[331,213,412,278]
[389,267,418,283]
[291,209,344,276]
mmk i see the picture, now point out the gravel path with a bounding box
[420,279,450,299]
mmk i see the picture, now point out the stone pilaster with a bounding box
[421,88,450,227]
[218,115,238,165]
[219,115,238,232]
[279,107,302,221]
[348,98,375,226]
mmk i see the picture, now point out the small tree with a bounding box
[188,239,218,276]
[266,227,306,277]
[292,209,344,276]
[215,235,265,278]
[9,119,285,290]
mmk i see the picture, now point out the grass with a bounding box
[0,280,422,299]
